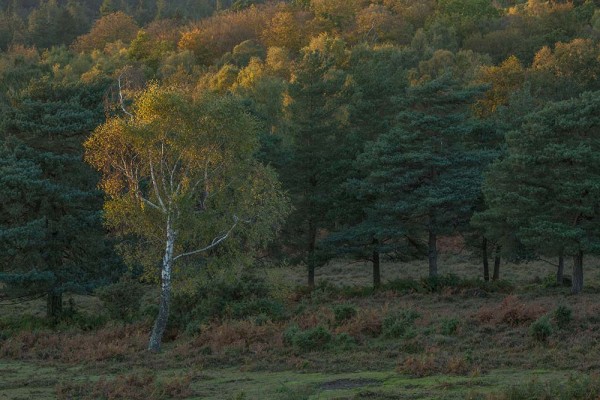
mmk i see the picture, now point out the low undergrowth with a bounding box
[55,371,195,400]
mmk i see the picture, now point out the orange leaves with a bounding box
[84,118,132,198]
[475,55,525,116]
[72,12,139,53]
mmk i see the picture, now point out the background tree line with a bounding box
[1,0,600,349]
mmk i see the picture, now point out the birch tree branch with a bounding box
[173,215,239,261]
[118,74,134,119]
[149,156,167,211]
[138,196,163,211]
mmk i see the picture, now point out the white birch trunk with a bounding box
[148,216,176,352]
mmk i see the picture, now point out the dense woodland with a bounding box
[1,0,600,356]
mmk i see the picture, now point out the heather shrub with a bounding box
[384,278,422,293]
[397,351,471,377]
[553,304,573,329]
[530,316,553,343]
[169,272,286,331]
[283,324,333,352]
[295,326,332,351]
[96,279,145,321]
[332,304,358,324]
[440,318,460,336]
[196,319,282,353]
[334,307,383,338]
[382,309,420,339]
[229,298,287,321]
[421,274,461,292]
[333,332,356,350]
[477,296,545,327]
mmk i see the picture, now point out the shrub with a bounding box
[334,307,383,338]
[382,310,420,339]
[476,296,545,327]
[553,304,573,329]
[1,322,148,362]
[541,273,560,288]
[384,279,422,293]
[96,280,145,322]
[196,319,282,353]
[0,315,51,337]
[530,316,553,343]
[283,324,333,352]
[169,272,284,330]
[421,274,462,292]
[338,286,375,298]
[440,318,460,336]
[293,326,332,352]
[283,324,301,346]
[229,298,287,321]
[333,332,356,350]
[332,304,358,324]
[397,352,471,377]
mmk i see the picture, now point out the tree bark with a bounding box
[428,229,438,278]
[482,237,489,282]
[148,219,176,352]
[46,291,62,321]
[492,246,501,281]
[307,221,317,288]
[557,252,564,286]
[571,251,583,295]
[372,239,381,289]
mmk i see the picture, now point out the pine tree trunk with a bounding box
[307,221,317,288]
[492,246,501,281]
[571,251,583,295]
[557,252,564,286]
[482,237,489,282]
[148,219,176,352]
[428,229,438,278]
[372,239,381,289]
[46,291,62,320]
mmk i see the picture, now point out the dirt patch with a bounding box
[321,378,381,390]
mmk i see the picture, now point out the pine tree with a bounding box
[279,35,350,287]
[324,44,416,288]
[478,91,600,294]
[356,75,489,278]
[0,79,121,319]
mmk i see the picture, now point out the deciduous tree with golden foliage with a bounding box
[85,84,290,351]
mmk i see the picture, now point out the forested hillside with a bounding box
[1,0,600,398]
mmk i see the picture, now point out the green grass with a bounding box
[0,360,588,400]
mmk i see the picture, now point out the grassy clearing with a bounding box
[1,253,600,399]
[0,360,587,400]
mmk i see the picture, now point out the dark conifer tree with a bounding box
[356,76,489,278]
[0,79,122,319]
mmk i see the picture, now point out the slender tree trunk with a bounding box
[46,291,62,321]
[482,237,489,282]
[557,251,564,286]
[428,229,438,278]
[148,218,176,352]
[307,221,316,288]
[571,251,583,295]
[372,239,381,289]
[492,246,501,281]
